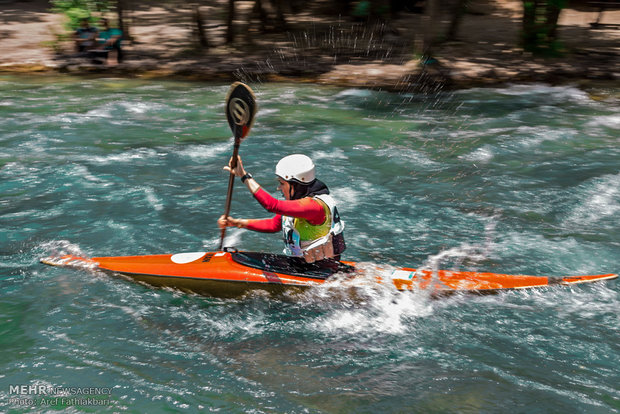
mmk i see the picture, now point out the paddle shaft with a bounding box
[219,81,257,251]
[218,138,241,250]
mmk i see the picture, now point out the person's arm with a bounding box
[245,215,282,232]
[219,154,325,228]
[223,155,260,194]
[218,214,281,233]
[253,188,325,225]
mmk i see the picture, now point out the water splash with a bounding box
[274,261,438,338]
[37,240,87,259]
[415,215,498,277]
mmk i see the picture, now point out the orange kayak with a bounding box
[40,251,617,298]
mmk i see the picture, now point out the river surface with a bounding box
[1,76,618,413]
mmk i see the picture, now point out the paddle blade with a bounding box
[225,82,257,140]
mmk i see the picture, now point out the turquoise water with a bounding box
[1,76,618,413]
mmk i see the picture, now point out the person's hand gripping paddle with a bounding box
[219,82,257,250]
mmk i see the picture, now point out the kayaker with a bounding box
[218,154,346,263]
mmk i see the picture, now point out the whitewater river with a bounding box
[1,76,618,413]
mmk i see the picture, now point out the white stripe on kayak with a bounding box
[391,270,414,280]
[171,252,207,264]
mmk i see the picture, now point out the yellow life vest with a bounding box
[281,194,345,263]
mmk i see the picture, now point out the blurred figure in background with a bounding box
[74,18,97,53]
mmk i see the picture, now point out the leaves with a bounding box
[51,0,112,29]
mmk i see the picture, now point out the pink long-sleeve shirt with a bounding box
[244,188,326,233]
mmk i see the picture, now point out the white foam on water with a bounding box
[143,187,164,211]
[17,134,51,154]
[335,88,373,99]
[102,302,152,321]
[38,240,86,257]
[66,163,110,184]
[491,229,615,276]
[203,227,245,250]
[0,161,22,174]
[329,181,375,212]
[585,114,620,130]
[309,93,335,104]
[1,208,39,220]
[37,240,97,270]
[566,173,620,225]
[299,265,434,336]
[460,144,494,163]
[255,107,279,117]
[512,125,573,149]
[416,243,493,283]
[86,148,159,165]
[525,283,620,320]
[496,84,591,103]
[104,219,130,231]
[311,148,347,161]
[375,146,439,168]
[413,215,498,277]
[84,106,113,119]
[309,132,334,146]
[202,311,267,339]
[119,100,168,115]
[174,142,230,162]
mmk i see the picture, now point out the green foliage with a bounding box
[51,0,111,30]
[521,0,566,56]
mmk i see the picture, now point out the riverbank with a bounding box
[1,0,618,91]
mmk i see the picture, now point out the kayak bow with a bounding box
[40,251,617,298]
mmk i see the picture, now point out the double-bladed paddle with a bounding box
[219,82,257,250]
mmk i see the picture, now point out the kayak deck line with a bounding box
[558,274,619,284]
[40,251,618,298]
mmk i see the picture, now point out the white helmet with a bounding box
[275,154,315,184]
